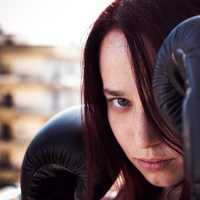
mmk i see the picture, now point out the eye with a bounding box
[108,98,131,109]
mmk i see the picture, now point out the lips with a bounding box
[138,158,172,163]
[133,158,174,171]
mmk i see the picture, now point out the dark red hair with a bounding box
[82,0,200,199]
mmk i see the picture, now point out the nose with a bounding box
[133,109,162,148]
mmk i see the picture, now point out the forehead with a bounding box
[99,29,138,95]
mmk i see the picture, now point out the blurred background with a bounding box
[0,0,112,199]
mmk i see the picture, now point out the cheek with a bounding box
[108,111,134,155]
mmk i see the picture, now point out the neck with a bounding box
[159,185,182,200]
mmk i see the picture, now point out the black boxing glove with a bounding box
[152,16,200,198]
[153,15,200,135]
[20,105,115,200]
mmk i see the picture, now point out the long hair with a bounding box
[82,0,200,199]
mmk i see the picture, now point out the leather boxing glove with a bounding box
[20,105,115,200]
[152,16,200,198]
[152,15,200,136]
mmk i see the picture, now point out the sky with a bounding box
[0,0,113,46]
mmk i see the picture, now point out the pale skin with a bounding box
[99,29,184,199]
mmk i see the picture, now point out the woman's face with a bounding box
[99,29,184,187]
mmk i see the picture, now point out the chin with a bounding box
[144,172,182,187]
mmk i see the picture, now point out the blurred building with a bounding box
[0,28,81,198]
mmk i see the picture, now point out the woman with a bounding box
[82,0,200,199]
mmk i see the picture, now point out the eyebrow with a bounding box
[103,88,125,96]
